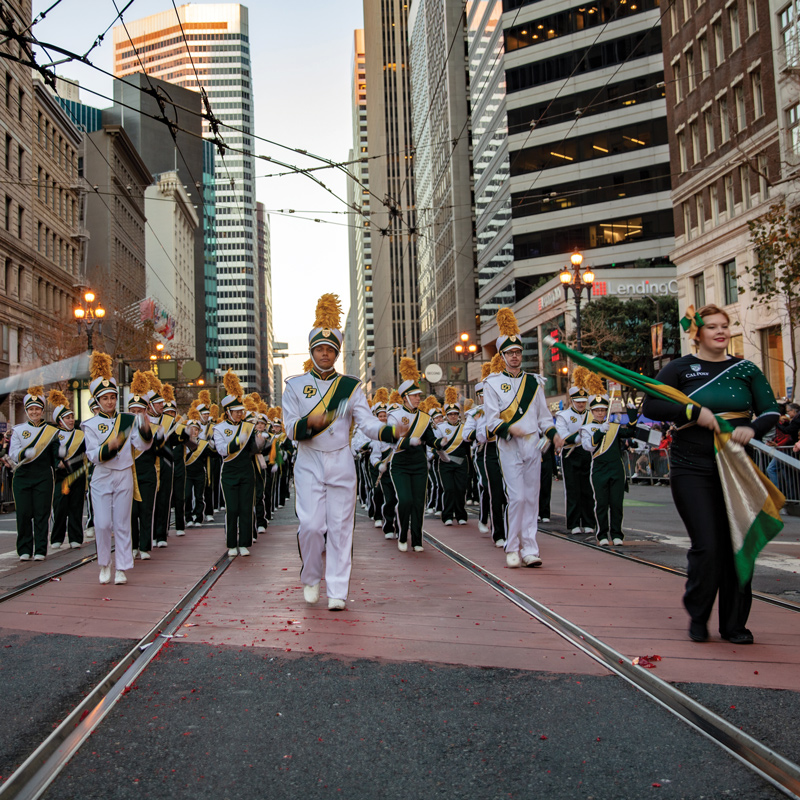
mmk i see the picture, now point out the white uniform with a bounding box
[482,370,554,560]
[82,412,153,572]
[283,370,394,601]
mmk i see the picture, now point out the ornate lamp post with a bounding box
[559,250,594,352]
[454,331,478,360]
[73,290,105,353]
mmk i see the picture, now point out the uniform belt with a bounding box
[718,411,751,421]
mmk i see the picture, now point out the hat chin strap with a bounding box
[310,349,339,373]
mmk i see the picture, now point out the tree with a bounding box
[577,295,680,386]
[747,200,800,400]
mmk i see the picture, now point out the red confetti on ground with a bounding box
[539,735,548,740]
[78,709,90,722]
[754,671,759,675]
[103,597,112,601]
[730,705,736,709]
[652,783,661,788]
[632,654,662,669]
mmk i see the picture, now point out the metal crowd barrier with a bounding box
[0,464,14,513]
[748,444,800,505]
[624,447,671,486]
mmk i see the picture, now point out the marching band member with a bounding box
[580,390,638,546]
[478,355,508,547]
[145,373,174,547]
[82,353,154,584]
[483,308,563,568]
[556,369,596,534]
[129,372,159,560]
[84,394,100,541]
[184,406,209,527]
[387,358,439,552]
[9,386,60,561]
[283,294,403,609]
[435,386,470,526]
[48,389,85,550]
[213,369,267,557]
[367,388,394,535]
[162,384,189,536]
[197,391,219,519]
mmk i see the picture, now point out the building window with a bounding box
[17,89,23,122]
[729,4,741,49]
[787,103,800,152]
[720,96,730,142]
[724,173,735,215]
[739,164,751,209]
[670,1,679,35]
[713,21,724,63]
[683,201,692,240]
[674,61,683,101]
[704,110,715,152]
[37,222,41,251]
[696,192,705,233]
[722,259,738,304]
[699,36,709,76]
[4,133,10,171]
[17,205,22,239]
[678,132,687,171]
[751,71,763,119]
[4,73,10,109]
[693,273,706,307]
[760,326,785,397]
[734,84,746,131]
[710,183,720,223]
[687,49,696,92]
[4,195,10,231]
[690,121,700,162]
[746,0,758,34]
[780,3,800,68]
[757,153,770,200]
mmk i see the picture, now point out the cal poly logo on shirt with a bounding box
[691,364,701,371]
[402,416,410,425]
[22,430,31,439]
[225,428,233,436]
[570,415,577,423]
[303,386,317,398]
[501,383,511,393]
[98,423,109,433]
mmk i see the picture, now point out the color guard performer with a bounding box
[483,309,563,568]
[48,389,85,550]
[9,386,60,560]
[283,294,403,609]
[82,353,154,583]
[555,369,596,534]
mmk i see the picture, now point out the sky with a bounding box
[32,0,366,383]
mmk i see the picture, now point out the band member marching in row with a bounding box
[84,394,100,541]
[82,353,154,584]
[48,389,86,550]
[184,405,210,527]
[197,390,219,520]
[146,373,176,547]
[284,294,404,609]
[580,389,639,546]
[483,308,563,568]
[555,369,596,534]
[163,384,190,537]
[435,386,470,526]
[9,386,60,561]
[129,371,159,560]
[214,369,268,557]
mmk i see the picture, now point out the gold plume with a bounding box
[463,399,474,411]
[47,389,68,408]
[248,392,261,404]
[131,371,150,396]
[585,371,606,396]
[388,390,402,406]
[243,396,258,412]
[273,406,282,418]
[209,403,220,419]
[188,399,200,411]
[490,353,505,373]
[161,383,175,404]
[496,307,520,337]
[372,387,389,405]
[198,389,211,406]
[444,386,459,406]
[480,362,492,381]
[145,371,163,395]
[313,293,343,329]
[187,406,201,421]
[258,401,269,414]
[89,352,113,381]
[303,358,313,373]
[398,357,420,382]
[223,369,243,399]
[267,407,278,421]
[572,366,590,390]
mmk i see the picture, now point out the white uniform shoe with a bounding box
[398,541,408,552]
[374,520,382,528]
[19,554,31,561]
[205,515,214,522]
[139,551,151,560]
[114,570,127,585]
[238,546,250,556]
[303,583,320,604]
[457,520,467,526]
[522,555,543,568]
[443,520,453,526]
[413,545,424,552]
[156,540,168,548]
[85,528,95,540]
[257,526,266,534]
[495,538,506,548]
[571,527,583,535]
[328,598,346,611]
[612,537,624,546]
[132,549,139,558]
[69,542,81,549]
[175,530,186,537]
[34,554,46,561]
[478,522,489,534]
[51,542,62,550]
[506,552,521,568]
[99,565,112,584]
[384,531,395,539]
[540,517,550,523]
[227,548,238,557]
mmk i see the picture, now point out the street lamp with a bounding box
[559,250,594,352]
[73,290,105,353]
[454,331,478,359]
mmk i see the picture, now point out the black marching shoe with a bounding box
[688,621,709,642]
[721,628,754,645]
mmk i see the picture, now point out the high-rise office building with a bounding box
[409,0,477,371]
[470,0,675,390]
[346,30,374,389]
[256,202,274,402]
[113,3,262,390]
[363,0,420,386]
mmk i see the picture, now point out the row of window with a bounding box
[669,0,758,45]
[692,260,738,307]
[36,222,79,272]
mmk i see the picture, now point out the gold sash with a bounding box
[20,424,59,464]
[185,439,208,466]
[224,421,255,462]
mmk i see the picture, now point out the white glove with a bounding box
[271,464,278,473]
[137,414,150,433]
[378,462,387,475]
[58,445,67,459]
[24,447,35,460]
[410,437,421,447]
[600,422,610,432]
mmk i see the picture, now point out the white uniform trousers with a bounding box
[295,445,356,601]
[497,434,542,559]
[91,465,135,572]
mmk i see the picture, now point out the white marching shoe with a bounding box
[457,520,467,526]
[478,522,489,534]
[495,538,506,548]
[303,583,320,605]
[522,555,543,568]
[227,548,238,557]
[398,541,408,552]
[506,552,521,568]
[443,520,453,527]
[384,531,395,539]
[205,515,214,522]
[99,565,112,584]
[139,551,151,560]
[132,549,139,558]
[50,542,62,550]
[413,545,424,552]
[85,528,95,540]
[257,526,267,534]
[374,520,382,528]
[612,537,624,546]
[19,553,31,561]
[238,546,250,556]
[175,530,186,537]
[70,542,81,549]
[34,554,46,561]
[540,517,550,523]
[571,527,583,535]
[328,598,346,611]
[114,570,127,585]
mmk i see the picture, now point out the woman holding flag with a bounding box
[641,304,779,645]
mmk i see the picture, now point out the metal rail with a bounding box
[0,551,100,604]
[0,550,234,800]
[423,528,800,800]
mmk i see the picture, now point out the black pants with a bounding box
[221,460,255,549]
[671,463,752,635]
[185,464,206,523]
[483,443,506,542]
[131,477,157,552]
[562,447,595,530]
[390,463,426,547]
[172,463,186,531]
[255,468,268,531]
[14,466,54,557]
[153,460,174,543]
[440,461,467,523]
[51,472,85,545]
[368,463,382,520]
[380,470,397,535]
[539,446,555,518]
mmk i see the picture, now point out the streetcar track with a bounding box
[422,528,800,800]
[0,551,100,604]
[0,550,235,800]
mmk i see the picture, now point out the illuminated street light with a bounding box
[559,249,594,352]
[73,290,105,353]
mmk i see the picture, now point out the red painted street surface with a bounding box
[0,514,797,690]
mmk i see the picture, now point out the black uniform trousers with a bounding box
[539,445,556,519]
[367,463,382,521]
[562,447,595,530]
[185,461,206,524]
[390,457,427,548]
[380,469,397,535]
[132,460,157,554]
[439,460,468,523]
[172,456,186,531]
[14,464,54,557]
[51,470,85,545]
[671,453,752,637]
[255,465,268,532]
[590,458,625,541]
[221,456,255,549]
[153,457,174,543]
[475,446,490,526]
[483,442,506,543]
